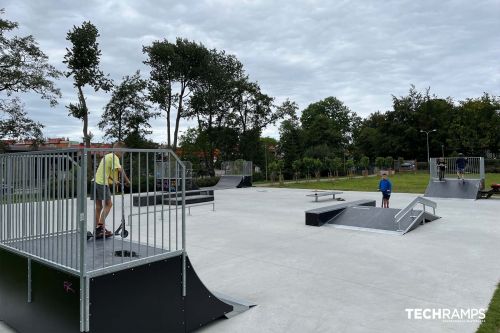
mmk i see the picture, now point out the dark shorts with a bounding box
[382,192,391,200]
[457,168,465,173]
[90,183,111,201]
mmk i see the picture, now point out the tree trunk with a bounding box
[118,112,122,142]
[166,88,172,147]
[77,85,93,183]
[78,86,90,148]
[173,84,186,150]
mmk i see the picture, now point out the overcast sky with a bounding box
[3,0,500,143]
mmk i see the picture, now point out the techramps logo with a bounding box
[405,308,486,323]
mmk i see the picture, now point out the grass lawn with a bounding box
[477,283,500,333]
[269,172,500,194]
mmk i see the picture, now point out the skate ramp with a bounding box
[424,179,481,199]
[306,197,439,235]
[204,175,252,190]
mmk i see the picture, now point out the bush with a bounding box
[375,157,386,170]
[485,159,500,173]
[252,171,265,182]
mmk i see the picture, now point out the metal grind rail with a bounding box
[0,148,187,331]
[394,196,437,234]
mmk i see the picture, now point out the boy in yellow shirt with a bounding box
[90,142,130,238]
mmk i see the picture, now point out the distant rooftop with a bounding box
[1,137,112,152]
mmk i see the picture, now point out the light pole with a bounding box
[264,143,268,181]
[420,129,437,172]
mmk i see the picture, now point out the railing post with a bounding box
[479,157,485,189]
[6,158,12,240]
[78,149,89,332]
[181,162,187,297]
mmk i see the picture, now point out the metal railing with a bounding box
[155,159,194,191]
[0,148,186,332]
[221,160,253,176]
[394,196,437,234]
[0,150,82,273]
[429,157,485,180]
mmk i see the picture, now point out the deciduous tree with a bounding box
[0,10,61,141]
[99,71,156,142]
[64,21,112,147]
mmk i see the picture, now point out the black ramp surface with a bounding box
[328,207,400,231]
[91,255,234,333]
[205,175,244,190]
[305,200,376,226]
[185,256,234,331]
[90,255,185,333]
[424,179,481,199]
[327,207,439,234]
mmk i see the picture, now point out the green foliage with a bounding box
[332,157,343,175]
[386,156,394,169]
[304,144,334,160]
[268,160,284,183]
[375,157,386,169]
[165,43,292,174]
[123,131,158,149]
[359,156,370,170]
[476,283,500,333]
[99,71,157,142]
[64,21,112,146]
[354,86,500,160]
[64,22,112,91]
[301,97,360,153]
[292,159,302,172]
[144,38,211,149]
[301,157,315,178]
[278,107,302,177]
[345,158,354,169]
[0,9,61,141]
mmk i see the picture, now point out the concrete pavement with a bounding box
[1,187,499,332]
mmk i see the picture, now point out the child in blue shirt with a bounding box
[379,173,392,208]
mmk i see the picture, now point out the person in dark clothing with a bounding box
[378,173,392,208]
[437,158,446,181]
[456,153,468,180]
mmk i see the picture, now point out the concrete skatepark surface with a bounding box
[1,188,500,333]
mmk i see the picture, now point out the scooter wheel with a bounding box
[121,230,129,238]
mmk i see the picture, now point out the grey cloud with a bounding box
[2,0,499,142]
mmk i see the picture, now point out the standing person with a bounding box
[378,172,392,208]
[90,142,130,239]
[437,158,446,181]
[456,153,467,180]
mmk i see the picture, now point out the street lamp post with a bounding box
[265,143,268,181]
[420,129,437,172]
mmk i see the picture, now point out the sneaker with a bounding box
[95,226,113,239]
